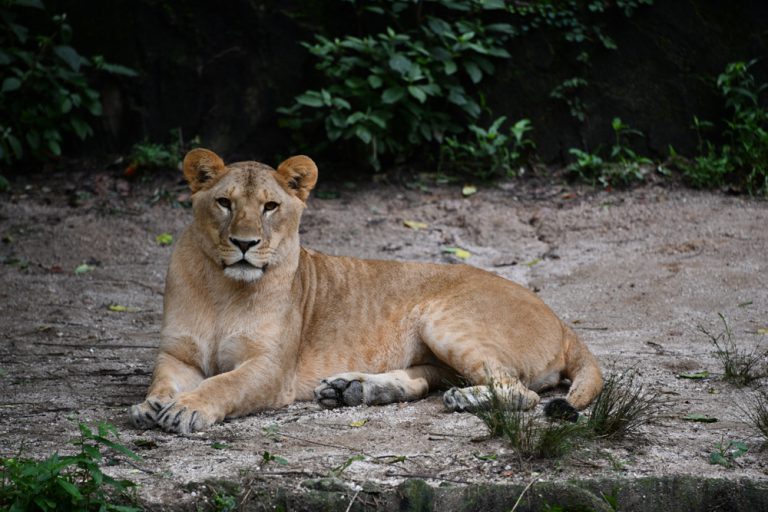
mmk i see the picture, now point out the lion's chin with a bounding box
[223,261,266,282]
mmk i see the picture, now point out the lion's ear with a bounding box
[276,155,318,202]
[182,148,227,193]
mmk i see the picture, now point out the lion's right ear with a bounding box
[182,148,227,193]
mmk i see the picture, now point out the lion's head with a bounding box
[182,148,318,282]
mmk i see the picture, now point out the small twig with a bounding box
[510,477,539,512]
[238,477,256,508]
[345,489,360,512]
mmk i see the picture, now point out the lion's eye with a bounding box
[216,197,232,209]
[264,201,279,212]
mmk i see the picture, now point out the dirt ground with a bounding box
[1,167,767,509]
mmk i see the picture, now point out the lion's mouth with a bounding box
[226,259,267,271]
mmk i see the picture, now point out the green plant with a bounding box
[279,0,517,171]
[587,369,659,439]
[0,422,140,511]
[709,438,748,468]
[682,60,768,195]
[742,389,768,442]
[0,0,136,167]
[125,128,197,177]
[211,491,237,512]
[567,117,652,188]
[328,454,365,477]
[438,116,535,179]
[550,77,589,122]
[473,379,587,460]
[700,313,767,386]
[261,451,288,466]
[280,1,653,173]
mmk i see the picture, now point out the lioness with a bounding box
[130,148,603,434]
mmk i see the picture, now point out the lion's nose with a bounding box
[230,237,260,254]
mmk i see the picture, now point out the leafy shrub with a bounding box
[279,0,517,171]
[125,128,198,177]
[682,60,768,195]
[280,0,655,174]
[438,116,535,179]
[0,422,140,511]
[708,439,748,468]
[587,369,660,439]
[0,0,135,166]
[567,117,652,188]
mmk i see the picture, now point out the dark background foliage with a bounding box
[8,0,768,172]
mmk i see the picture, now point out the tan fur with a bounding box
[131,149,603,433]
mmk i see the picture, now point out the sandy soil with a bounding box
[1,169,767,508]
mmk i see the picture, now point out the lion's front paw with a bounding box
[130,396,173,429]
[155,394,218,434]
[314,375,365,409]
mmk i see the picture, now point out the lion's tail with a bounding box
[544,323,603,421]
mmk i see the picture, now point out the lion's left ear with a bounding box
[276,155,318,202]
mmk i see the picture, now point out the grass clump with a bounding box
[474,369,660,460]
[700,313,767,386]
[0,422,140,511]
[743,389,768,443]
[473,381,587,460]
[587,370,660,439]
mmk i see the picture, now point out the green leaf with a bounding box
[155,233,174,246]
[408,85,427,103]
[444,60,458,75]
[382,87,405,104]
[108,304,139,312]
[1,77,21,93]
[70,117,92,140]
[709,452,729,466]
[47,138,61,156]
[211,442,229,450]
[93,55,139,77]
[56,479,84,499]
[25,130,41,150]
[53,45,85,71]
[427,17,452,37]
[463,61,482,83]
[74,263,95,274]
[296,92,324,108]
[6,135,24,160]
[388,54,412,75]
[367,74,383,89]
[682,413,717,423]
[355,125,372,144]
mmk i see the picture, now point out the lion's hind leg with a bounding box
[314,364,455,409]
